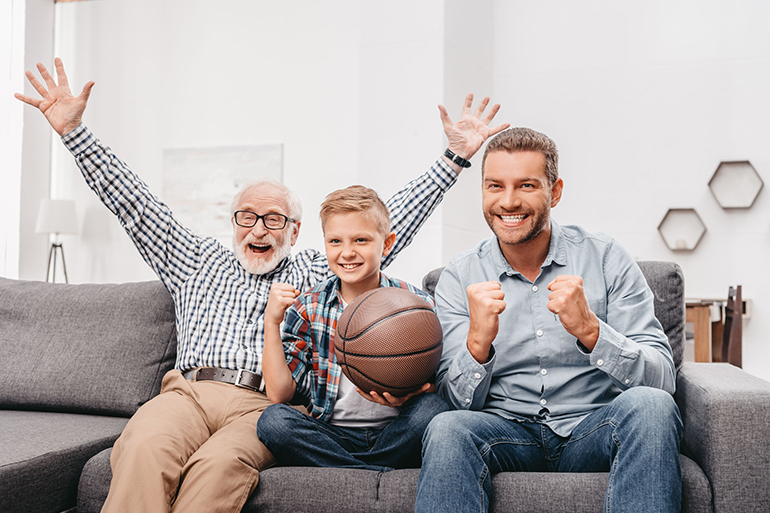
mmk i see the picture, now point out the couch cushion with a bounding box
[0,410,127,513]
[78,452,710,513]
[637,261,685,369]
[0,278,177,416]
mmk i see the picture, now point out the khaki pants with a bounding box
[102,369,276,513]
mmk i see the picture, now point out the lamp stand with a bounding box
[46,242,69,284]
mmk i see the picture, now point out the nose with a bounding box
[340,243,356,259]
[499,189,521,211]
[249,220,270,237]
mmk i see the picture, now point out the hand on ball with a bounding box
[355,383,433,407]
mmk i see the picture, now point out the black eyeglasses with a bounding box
[233,211,294,230]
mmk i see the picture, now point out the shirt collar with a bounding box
[489,219,567,278]
[329,272,392,306]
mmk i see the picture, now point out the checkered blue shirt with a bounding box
[62,124,458,375]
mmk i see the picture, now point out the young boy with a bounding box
[257,185,449,471]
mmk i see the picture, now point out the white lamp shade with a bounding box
[35,199,79,235]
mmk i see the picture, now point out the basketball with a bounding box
[334,287,443,397]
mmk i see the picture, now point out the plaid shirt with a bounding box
[62,124,457,374]
[283,274,434,422]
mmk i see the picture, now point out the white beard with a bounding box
[233,233,293,275]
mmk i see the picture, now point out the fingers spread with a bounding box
[437,104,452,126]
[481,103,501,124]
[473,96,490,118]
[37,63,57,90]
[54,57,69,88]
[80,81,95,102]
[488,122,511,137]
[26,70,49,98]
[14,93,41,108]
[462,92,474,114]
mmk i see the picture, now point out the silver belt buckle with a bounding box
[234,369,263,392]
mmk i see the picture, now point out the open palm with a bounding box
[439,93,510,160]
[15,58,94,137]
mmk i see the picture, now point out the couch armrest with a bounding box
[675,362,770,513]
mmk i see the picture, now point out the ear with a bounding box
[550,178,563,208]
[290,221,301,246]
[382,232,396,256]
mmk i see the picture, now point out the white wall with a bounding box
[19,0,55,282]
[490,0,770,381]
[43,0,448,286]
[0,0,25,280]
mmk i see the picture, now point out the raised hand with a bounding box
[355,383,433,407]
[265,283,300,327]
[14,57,94,137]
[466,281,506,363]
[547,275,601,350]
[438,93,510,162]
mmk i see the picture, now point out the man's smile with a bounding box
[498,213,528,225]
[248,243,272,254]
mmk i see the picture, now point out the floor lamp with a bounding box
[35,199,79,283]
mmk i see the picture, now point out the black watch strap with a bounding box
[444,148,472,168]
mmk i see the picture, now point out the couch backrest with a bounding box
[422,260,685,369]
[0,278,177,417]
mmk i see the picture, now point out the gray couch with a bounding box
[1,262,769,513]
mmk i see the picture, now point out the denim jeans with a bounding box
[257,392,449,472]
[415,387,683,513]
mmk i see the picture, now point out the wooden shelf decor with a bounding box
[658,208,707,251]
[708,160,764,209]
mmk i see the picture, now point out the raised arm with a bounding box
[15,58,94,137]
[382,94,510,269]
[16,58,203,293]
[262,283,301,404]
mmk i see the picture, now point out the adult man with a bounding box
[415,128,682,513]
[16,58,508,513]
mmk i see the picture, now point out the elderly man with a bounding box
[16,58,508,513]
[414,128,682,513]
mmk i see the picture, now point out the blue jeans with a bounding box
[257,393,449,472]
[415,387,683,513]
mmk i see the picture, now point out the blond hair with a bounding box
[319,185,390,237]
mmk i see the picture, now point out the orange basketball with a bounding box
[334,287,443,396]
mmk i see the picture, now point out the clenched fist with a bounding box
[466,281,506,363]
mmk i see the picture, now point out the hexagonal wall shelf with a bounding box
[708,160,763,209]
[658,208,707,251]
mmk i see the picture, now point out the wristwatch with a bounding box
[444,148,472,168]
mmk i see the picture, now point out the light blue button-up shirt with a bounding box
[435,221,676,436]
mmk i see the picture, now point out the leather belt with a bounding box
[183,367,264,392]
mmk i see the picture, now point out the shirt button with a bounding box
[597,359,604,366]
[473,373,481,379]
[625,379,630,384]
[532,285,538,292]
[658,329,664,335]
[537,330,544,337]
[465,398,471,403]
[247,319,253,324]
[541,369,547,375]
[540,399,547,406]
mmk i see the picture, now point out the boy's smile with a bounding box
[323,212,396,303]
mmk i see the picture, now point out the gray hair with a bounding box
[482,127,559,185]
[230,179,303,222]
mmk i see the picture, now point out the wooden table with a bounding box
[685,301,713,362]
